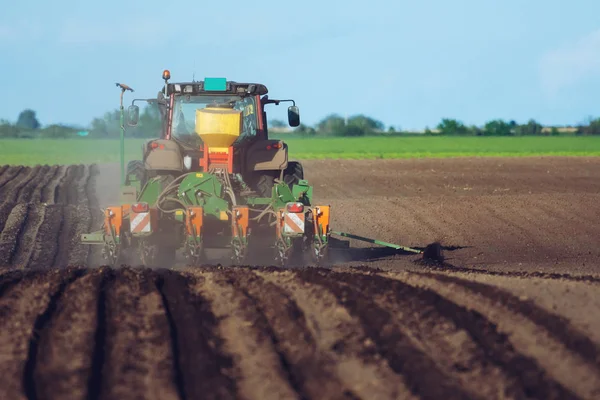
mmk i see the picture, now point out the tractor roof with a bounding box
[166,80,268,97]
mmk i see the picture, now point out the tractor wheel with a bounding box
[249,162,303,198]
[254,172,276,198]
[283,161,304,188]
[125,160,147,189]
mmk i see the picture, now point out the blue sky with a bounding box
[1,0,600,130]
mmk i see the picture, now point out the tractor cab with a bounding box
[126,71,302,197]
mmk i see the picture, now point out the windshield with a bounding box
[171,94,258,148]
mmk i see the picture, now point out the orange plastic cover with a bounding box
[232,206,249,237]
[186,206,204,236]
[104,206,124,237]
[314,205,330,237]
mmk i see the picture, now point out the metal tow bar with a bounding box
[331,231,423,254]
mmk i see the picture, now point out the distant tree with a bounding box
[295,123,316,135]
[89,116,109,137]
[88,105,161,139]
[515,119,543,136]
[135,103,162,138]
[39,124,78,138]
[0,121,19,138]
[317,114,346,134]
[269,119,286,128]
[342,124,365,136]
[436,118,468,135]
[346,114,385,133]
[16,109,40,130]
[89,110,121,138]
[483,119,512,136]
[579,117,600,135]
[467,125,483,136]
[590,119,600,135]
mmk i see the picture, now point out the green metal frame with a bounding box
[177,173,231,219]
[331,231,422,254]
[138,178,163,205]
[81,232,105,245]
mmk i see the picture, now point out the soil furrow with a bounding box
[0,167,39,234]
[16,165,49,204]
[100,268,179,400]
[74,165,90,206]
[159,269,237,400]
[42,166,67,204]
[66,204,90,266]
[54,166,78,205]
[0,270,72,400]
[393,199,454,245]
[155,275,187,400]
[294,268,479,400]
[85,165,101,265]
[86,165,99,215]
[32,268,105,400]
[0,200,17,238]
[187,269,301,400]
[0,270,29,297]
[67,165,84,205]
[29,166,58,204]
[418,272,600,366]
[0,165,25,191]
[254,269,418,400]
[490,198,588,264]
[389,271,595,399]
[87,269,113,400]
[1,166,36,201]
[0,204,29,267]
[532,195,600,238]
[68,166,92,265]
[416,261,600,284]
[527,198,593,240]
[51,206,71,268]
[446,271,600,350]
[28,205,62,270]
[223,268,361,400]
[23,267,85,400]
[11,204,47,269]
[11,167,41,202]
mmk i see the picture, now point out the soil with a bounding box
[0,157,598,399]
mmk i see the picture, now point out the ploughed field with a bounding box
[1,158,600,400]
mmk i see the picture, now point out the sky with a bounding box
[1,0,600,130]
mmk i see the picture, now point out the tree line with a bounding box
[295,115,600,136]
[2,107,600,139]
[0,106,163,139]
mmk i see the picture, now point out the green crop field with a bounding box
[0,136,599,166]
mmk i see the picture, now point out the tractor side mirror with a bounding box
[127,105,140,127]
[288,106,300,127]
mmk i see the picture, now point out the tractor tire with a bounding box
[283,161,304,188]
[249,161,303,198]
[255,173,276,198]
[125,160,147,189]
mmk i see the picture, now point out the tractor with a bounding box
[82,71,331,266]
[82,70,438,267]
